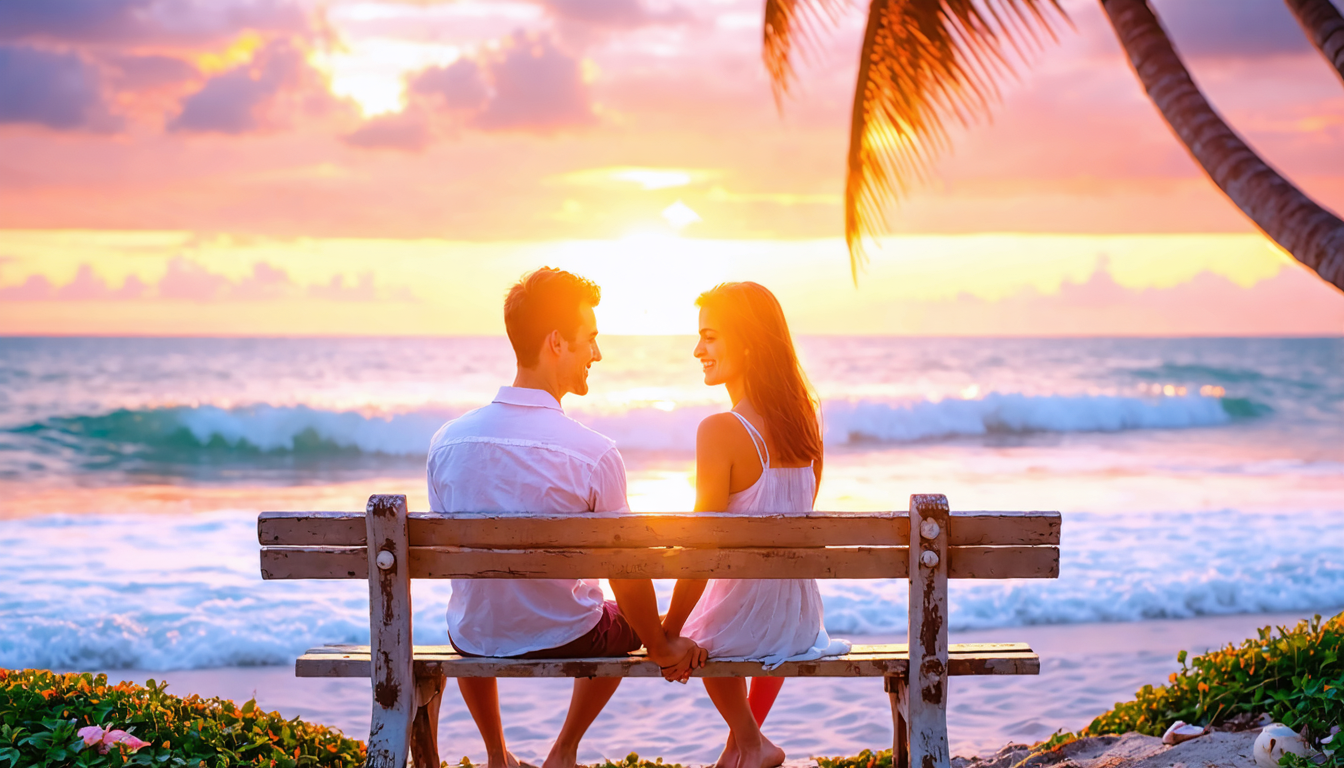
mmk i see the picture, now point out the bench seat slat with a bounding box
[258,511,1061,549]
[260,544,1059,580]
[294,644,1040,679]
[298,641,1034,656]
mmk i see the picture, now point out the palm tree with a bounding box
[1285,0,1344,85]
[764,0,1344,292]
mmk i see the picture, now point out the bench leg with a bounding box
[366,495,415,768]
[908,494,950,768]
[885,676,909,768]
[412,671,446,768]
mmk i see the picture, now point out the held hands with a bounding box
[651,635,707,683]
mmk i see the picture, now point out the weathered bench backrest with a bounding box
[259,502,1060,581]
[256,494,1059,768]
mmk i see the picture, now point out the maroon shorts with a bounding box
[450,601,642,659]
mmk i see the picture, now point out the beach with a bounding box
[95,610,1334,765]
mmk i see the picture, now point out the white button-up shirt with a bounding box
[427,386,629,657]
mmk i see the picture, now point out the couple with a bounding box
[427,268,849,768]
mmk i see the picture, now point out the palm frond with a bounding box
[764,0,849,108]
[766,0,1068,283]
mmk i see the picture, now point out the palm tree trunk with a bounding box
[1100,0,1344,292]
[1284,0,1344,86]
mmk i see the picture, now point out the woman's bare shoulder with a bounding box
[696,412,751,452]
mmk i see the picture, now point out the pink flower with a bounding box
[77,725,105,747]
[100,729,150,754]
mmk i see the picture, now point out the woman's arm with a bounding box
[694,415,733,512]
[664,416,736,636]
[662,578,708,636]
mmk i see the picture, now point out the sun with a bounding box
[545,234,741,335]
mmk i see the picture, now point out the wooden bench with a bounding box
[258,494,1060,768]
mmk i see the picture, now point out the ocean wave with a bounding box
[5,392,1262,461]
[1,510,1340,670]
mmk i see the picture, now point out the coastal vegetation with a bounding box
[4,613,1339,767]
[0,670,363,767]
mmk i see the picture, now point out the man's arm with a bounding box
[592,448,706,681]
[608,579,705,680]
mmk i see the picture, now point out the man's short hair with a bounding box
[504,267,601,368]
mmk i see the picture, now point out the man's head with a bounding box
[504,268,602,397]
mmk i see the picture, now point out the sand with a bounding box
[98,610,1329,766]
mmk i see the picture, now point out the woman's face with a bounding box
[694,305,744,387]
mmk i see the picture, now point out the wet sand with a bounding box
[95,609,1335,765]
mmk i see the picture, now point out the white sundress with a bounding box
[681,412,852,669]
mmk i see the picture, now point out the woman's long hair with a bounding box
[696,282,823,470]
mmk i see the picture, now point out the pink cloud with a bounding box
[0,258,406,303]
[308,272,376,301]
[879,261,1344,336]
[158,256,231,300]
[0,274,55,300]
[0,264,145,300]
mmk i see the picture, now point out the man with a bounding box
[427,267,706,768]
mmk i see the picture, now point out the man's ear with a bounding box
[544,329,564,357]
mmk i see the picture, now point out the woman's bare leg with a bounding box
[703,678,785,768]
[715,677,787,768]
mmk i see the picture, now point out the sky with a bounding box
[0,0,1341,336]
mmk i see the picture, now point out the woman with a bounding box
[661,282,850,768]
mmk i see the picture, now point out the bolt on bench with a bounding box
[258,494,1060,768]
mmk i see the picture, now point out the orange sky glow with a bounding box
[0,0,1341,336]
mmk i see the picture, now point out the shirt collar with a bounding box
[493,386,564,412]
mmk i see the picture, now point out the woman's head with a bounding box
[694,282,822,465]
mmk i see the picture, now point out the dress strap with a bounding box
[729,411,770,469]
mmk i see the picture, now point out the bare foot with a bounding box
[713,733,738,768]
[483,751,522,768]
[541,743,578,768]
[736,737,785,768]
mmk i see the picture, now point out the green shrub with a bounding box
[0,669,365,767]
[1083,613,1342,743]
[815,747,892,768]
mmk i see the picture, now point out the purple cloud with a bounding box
[409,59,489,112]
[168,38,308,134]
[0,0,307,47]
[539,0,693,28]
[342,109,433,152]
[0,45,121,131]
[474,32,595,133]
[107,54,198,90]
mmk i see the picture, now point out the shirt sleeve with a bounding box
[426,448,445,513]
[590,447,630,514]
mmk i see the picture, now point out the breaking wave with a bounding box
[5,392,1264,461]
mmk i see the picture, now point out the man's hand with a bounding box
[650,636,707,683]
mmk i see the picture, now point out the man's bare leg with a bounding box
[715,677,786,768]
[542,677,623,768]
[458,678,521,768]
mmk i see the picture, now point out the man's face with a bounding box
[559,303,601,397]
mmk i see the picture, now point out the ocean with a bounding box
[0,335,1340,759]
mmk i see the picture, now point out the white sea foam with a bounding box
[2,509,1339,671]
[25,392,1245,461]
